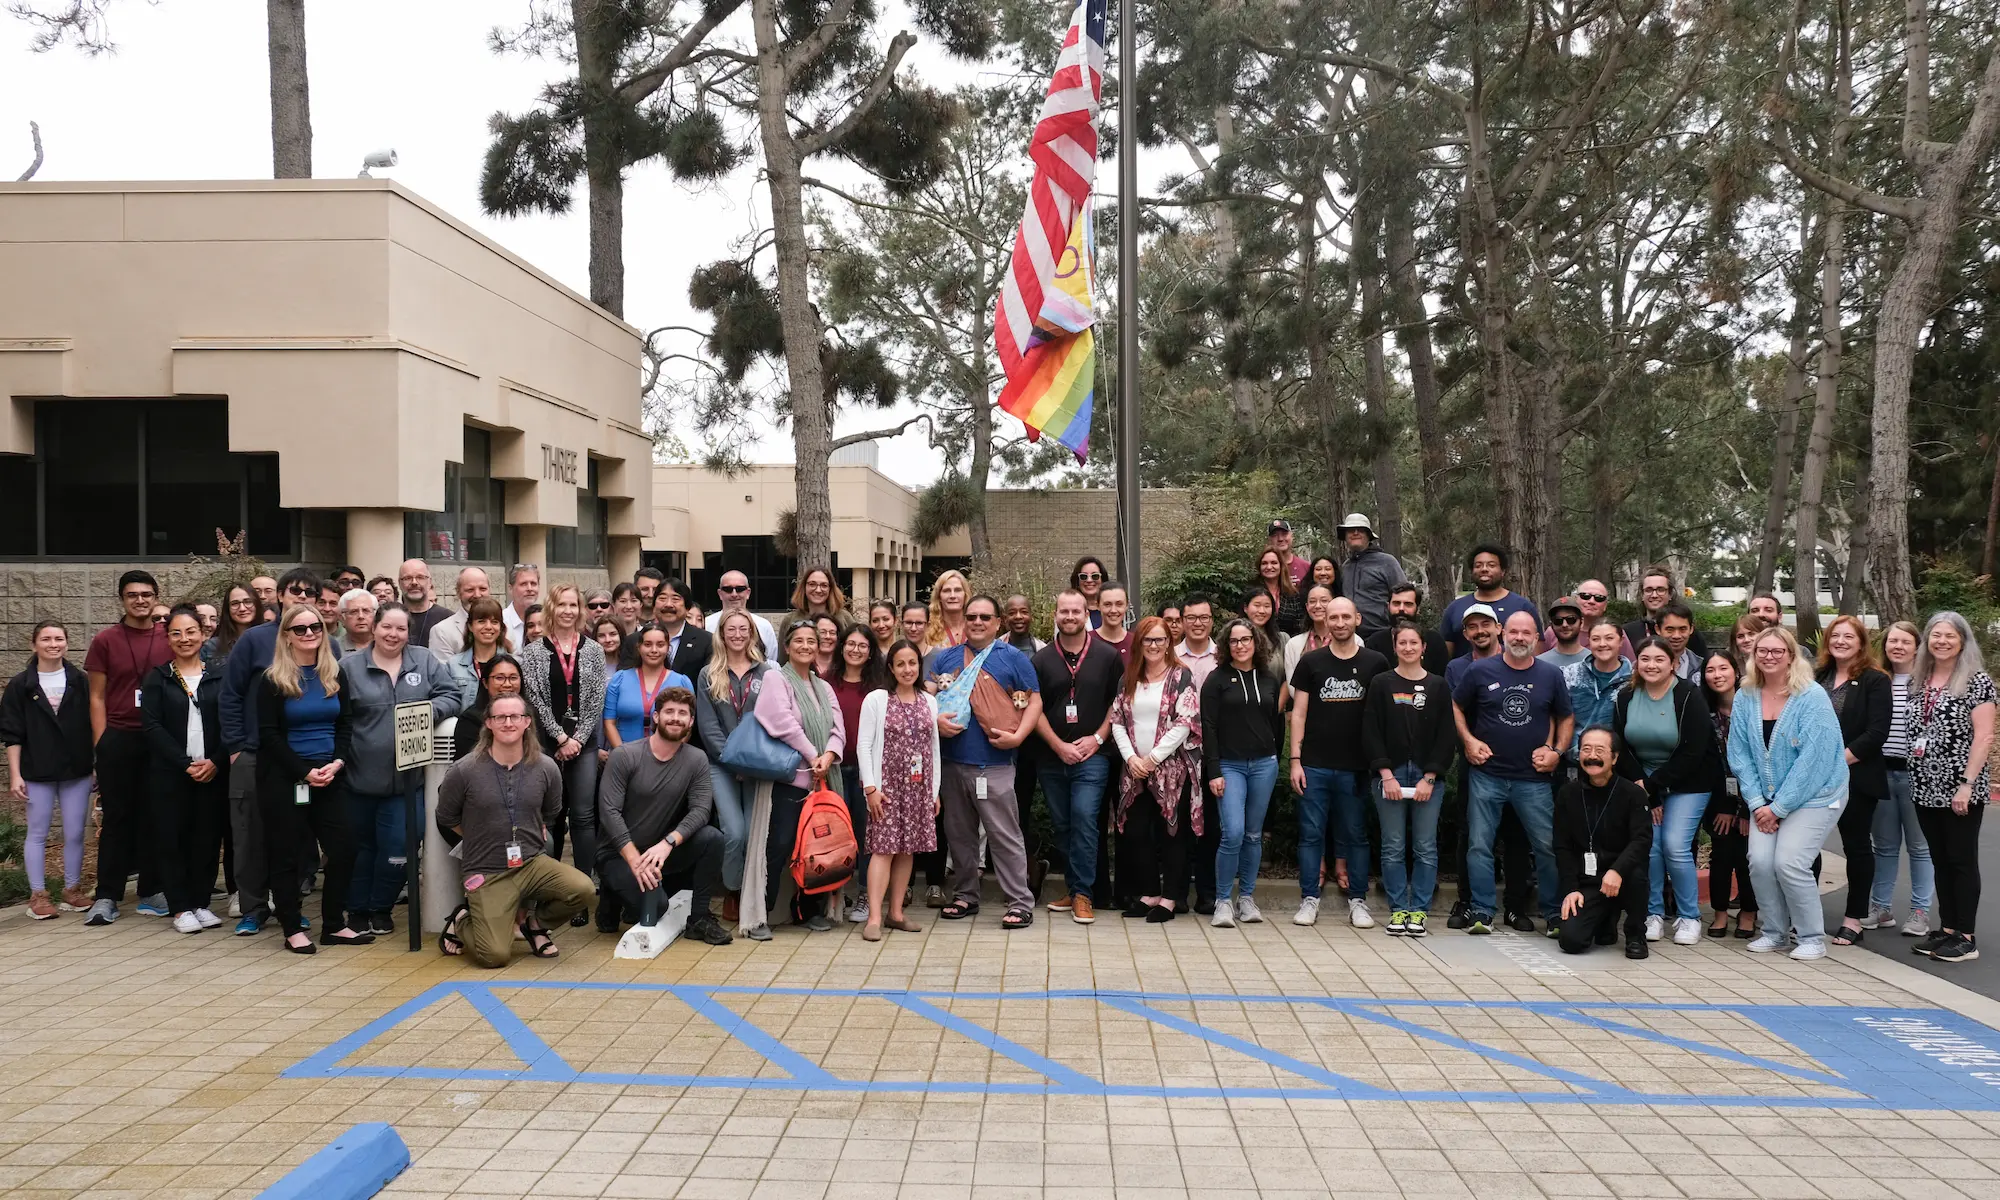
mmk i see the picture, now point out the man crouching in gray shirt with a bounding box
[436,693,592,966]
[597,686,734,947]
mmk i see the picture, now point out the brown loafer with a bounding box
[1072,896,1096,924]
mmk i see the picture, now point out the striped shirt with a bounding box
[1882,673,1911,760]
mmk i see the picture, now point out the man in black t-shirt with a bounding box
[1032,589,1125,924]
[1287,598,1389,929]
[1364,584,1449,673]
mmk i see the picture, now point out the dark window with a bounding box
[549,458,607,567]
[3,400,292,559]
[696,538,845,611]
[406,427,516,564]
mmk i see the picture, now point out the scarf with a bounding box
[782,664,833,754]
[1112,667,1204,837]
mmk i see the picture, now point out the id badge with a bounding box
[908,754,923,782]
[134,689,143,708]
[1725,778,1740,799]
[1582,851,1599,878]
[293,782,310,806]
[975,774,988,801]
[506,843,524,868]
[1064,701,1079,723]
[1910,737,1928,760]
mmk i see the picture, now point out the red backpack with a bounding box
[790,787,858,895]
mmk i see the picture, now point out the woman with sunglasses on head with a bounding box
[1700,651,1757,938]
[1729,624,1846,961]
[1906,612,1996,964]
[694,610,771,923]
[1069,556,1109,629]
[141,606,228,934]
[825,623,888,923]
[1867,620,1933,936]
[253,604,371,953]
[518,583,609,924]
[1815,615,1894,946]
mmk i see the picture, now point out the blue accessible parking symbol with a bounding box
[284,984,2000,1112]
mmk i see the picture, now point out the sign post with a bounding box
[394,701,434,952]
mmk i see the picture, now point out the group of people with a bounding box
[4,516,1993,969]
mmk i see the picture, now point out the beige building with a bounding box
[0,179,649,642]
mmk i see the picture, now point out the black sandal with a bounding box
[521,918,560,958]
[940,900,980,920]
[1831,925,1864,946]
[438,903,467,956]
[1001,909,1033,930]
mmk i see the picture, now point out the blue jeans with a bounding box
[1648,790,1709,920]
[1039,753,1112,900]
[1748,801,1841,945]
[1214,757,1278,901]
[1465,770,1558,919]
[346,789,408,917]
[710,766,748,892]
[1869,769,1934,912]
[1297,767,1368,900]
[1374,764,1442,912]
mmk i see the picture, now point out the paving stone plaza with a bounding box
[6,874,2000,1200]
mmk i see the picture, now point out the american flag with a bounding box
[993,0,1106,460]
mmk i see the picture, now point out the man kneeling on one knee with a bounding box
[597,686,733,947]
[1556,726,1653,959]
[437,693,593,966]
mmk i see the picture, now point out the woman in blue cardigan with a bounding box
[1729,624,1849,961]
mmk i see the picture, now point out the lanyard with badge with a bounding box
[1581,786,1614,879]
[553,638,580,726]
[1061,645,1087,725]
[491,757,527,868]
[637,667,668,722]
[1912,685,1942,760]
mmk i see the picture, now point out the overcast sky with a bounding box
[0,0,1000,486]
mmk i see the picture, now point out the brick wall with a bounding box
[980,488,1193,592]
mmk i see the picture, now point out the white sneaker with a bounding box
[1348,898,1376,929]
[1901,909,1931,937]
[193,908,223,929]
[172,912,202,934]
[846,899,869,924]
[1211,903,1236,928]
[227,893,242,918]
[1236,895,1264,924]
[1672,918,1701,946]
[1789,938,1828,961]
[1745,933,1787,954]
[1865,904,1897,929]
[1644,915,1664,942]
[1293,896,1320,926]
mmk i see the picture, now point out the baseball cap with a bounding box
[1267,519,1292,535]
[1549,596,1584,618]
[1462,603,1499,624]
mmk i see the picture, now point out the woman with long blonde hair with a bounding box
[923,570,971,652]
[693,609,771,922]
[254,603,370,954]
[518,582,609,924]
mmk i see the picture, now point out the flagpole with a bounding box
[1115,0,1142,610]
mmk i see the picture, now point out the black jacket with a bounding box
[1610,677,1712,800]
[1817,666,1892,800]
[1199,665,1284,783]
[1702,705,1745,823]
[1554,776,1653,896]
[140,662,225,777]
[1361,669,1457,777]
[252,671,355,790]
[0,661,92,781]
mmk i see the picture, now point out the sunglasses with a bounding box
[965,613,996,622]
[1076,572,1102,582]
[287,622,325,636]
[284,586,314,598]
[1574,591,1607,603]
[587,601,611,610]
[1552,615,1580,625]
[719,584,748,594]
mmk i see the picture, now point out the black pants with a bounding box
[542,736,600,881]
[1558,875,1648,953]
[598,824,725,924]
[150,768,225,915]
[841,762,869,884]
[1837,793,1880,921]
[1708,823,1758,912]
[92,728,160,903]
[766,783,827,921]
[1918,804,1983,935]
[259,762,354,936]
[1191,789,1219,905]
[1118,790,1195,904]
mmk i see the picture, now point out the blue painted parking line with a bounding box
[282,983,2000,1111]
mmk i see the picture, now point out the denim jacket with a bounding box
[1561,657,1632,756]
[1726,684,1847,818]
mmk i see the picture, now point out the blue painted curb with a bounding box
[258,1122,409,1200]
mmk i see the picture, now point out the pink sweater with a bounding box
[753,666,847,790]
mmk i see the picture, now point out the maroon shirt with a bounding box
[84,621,171,731]
[822,671,874,767]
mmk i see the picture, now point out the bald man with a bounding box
[427,566,494,658]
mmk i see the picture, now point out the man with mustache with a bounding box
[1554,726,1653,959]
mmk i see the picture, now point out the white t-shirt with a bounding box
[181,668,206,760]
[706,610,779,661]
[1113,677,1190,763]
[38,668,66,706]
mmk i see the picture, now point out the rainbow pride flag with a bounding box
[997,203,1096,458]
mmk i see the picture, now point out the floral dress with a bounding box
[1909,671,1997,809]
[868,693,938,854]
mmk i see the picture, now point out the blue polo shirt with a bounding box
[925,641,1038,767]
[1452,654,1572,781]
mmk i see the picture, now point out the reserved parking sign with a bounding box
[394,701,433,771]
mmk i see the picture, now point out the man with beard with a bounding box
[1555,726,1653,958]
[595,687,733,949]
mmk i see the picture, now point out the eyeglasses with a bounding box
[122,590,157,602]
[229,597,257,609]
[1227,636,1257,646]
[1753,647,1788,658]
[1141,637,1169,646]
[1574,591,1607,603]
[287,622,324,637]
[486,713,531,724]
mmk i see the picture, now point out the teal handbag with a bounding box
[718,713,803,783]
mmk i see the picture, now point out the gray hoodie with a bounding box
[1343,544,1409,638]
[338,644,466,795]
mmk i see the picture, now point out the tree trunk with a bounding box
[1389,203,1452,600]
[572,0,626,317]
[752,0,833,570]
[266,0,311,179]
[1465,106,1537,599]
[967,372,994,566]
[1211,105,1256,426]
[1982,439,2000,582]
[1589,410,1616,583]
[1298,205,1342,541]
[1866,50,2000,620]
[1795,193,1843,649]
[1359,225,1401,560]
[1754,326,1808,597]
[1841,462,1872,616]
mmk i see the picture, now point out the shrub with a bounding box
[1144,471,1285,615]
[1916,559,2000,637]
